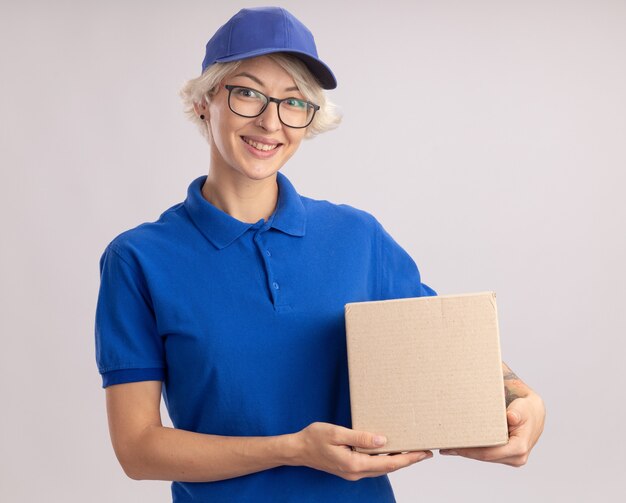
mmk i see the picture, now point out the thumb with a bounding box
[507,408,523,427]
[341,427,387,449]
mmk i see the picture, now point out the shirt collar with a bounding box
[183,171,307,250]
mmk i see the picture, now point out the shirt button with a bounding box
[266,249,272,257]
[272,282,280,290]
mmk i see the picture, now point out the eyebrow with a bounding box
[232,72,300,92]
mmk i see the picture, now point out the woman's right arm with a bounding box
[106,381,432,483]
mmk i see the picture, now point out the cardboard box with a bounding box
[344,292,508,454]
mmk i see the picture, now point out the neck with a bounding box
[201,167,279,224]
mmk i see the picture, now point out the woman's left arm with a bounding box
[440,362,546,467]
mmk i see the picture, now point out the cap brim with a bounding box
[215,48,337,90]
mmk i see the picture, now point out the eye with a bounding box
[284,98,308,109]
[235,87,264,100]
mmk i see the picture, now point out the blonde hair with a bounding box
[179,53,342,141]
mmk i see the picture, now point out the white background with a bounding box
[1,0,625,501]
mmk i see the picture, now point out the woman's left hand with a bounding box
[440,390,545,467]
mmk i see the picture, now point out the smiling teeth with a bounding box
[243,137,279,151]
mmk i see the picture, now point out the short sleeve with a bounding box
[376,219,437,300]
[94,243,166,388]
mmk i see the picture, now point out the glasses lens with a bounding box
[229,87,267,117]
[278,99,316,128]
[228,86,316,128]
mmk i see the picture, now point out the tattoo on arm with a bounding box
[502,362,529,407]
[505,387,522,407]
[503,369,520,381]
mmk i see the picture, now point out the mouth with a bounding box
[240,136,283,152]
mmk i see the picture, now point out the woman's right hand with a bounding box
[289,422,433,481]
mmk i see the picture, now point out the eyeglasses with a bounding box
[224,85,320,129]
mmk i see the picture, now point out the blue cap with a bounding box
[201,7,337,90]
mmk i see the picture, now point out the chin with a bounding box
[239,164,281,181]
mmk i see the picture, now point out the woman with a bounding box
[95,6,545,502]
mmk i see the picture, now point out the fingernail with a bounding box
[440,450,458,456]
[373,435,387,446]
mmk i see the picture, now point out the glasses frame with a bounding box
[224,84,320,129]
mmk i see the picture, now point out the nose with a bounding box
[257,100,282,131]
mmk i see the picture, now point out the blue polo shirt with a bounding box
[95,171,436,502]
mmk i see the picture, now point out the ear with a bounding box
[193,100,208,120]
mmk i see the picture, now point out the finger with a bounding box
[507,408,525,430]
[352,466,428,479]
[387,450,434,459]
[440,436,526,462]
[507,408,522,424]
[349,450,433,474]
[439,451,526,467]
[383,450,434,471]
[440,445,510,461]
[367,451,432,474]
[333,426,388,450]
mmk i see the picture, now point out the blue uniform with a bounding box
[95,171,436,502]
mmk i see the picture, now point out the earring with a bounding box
[200,114,205,120]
